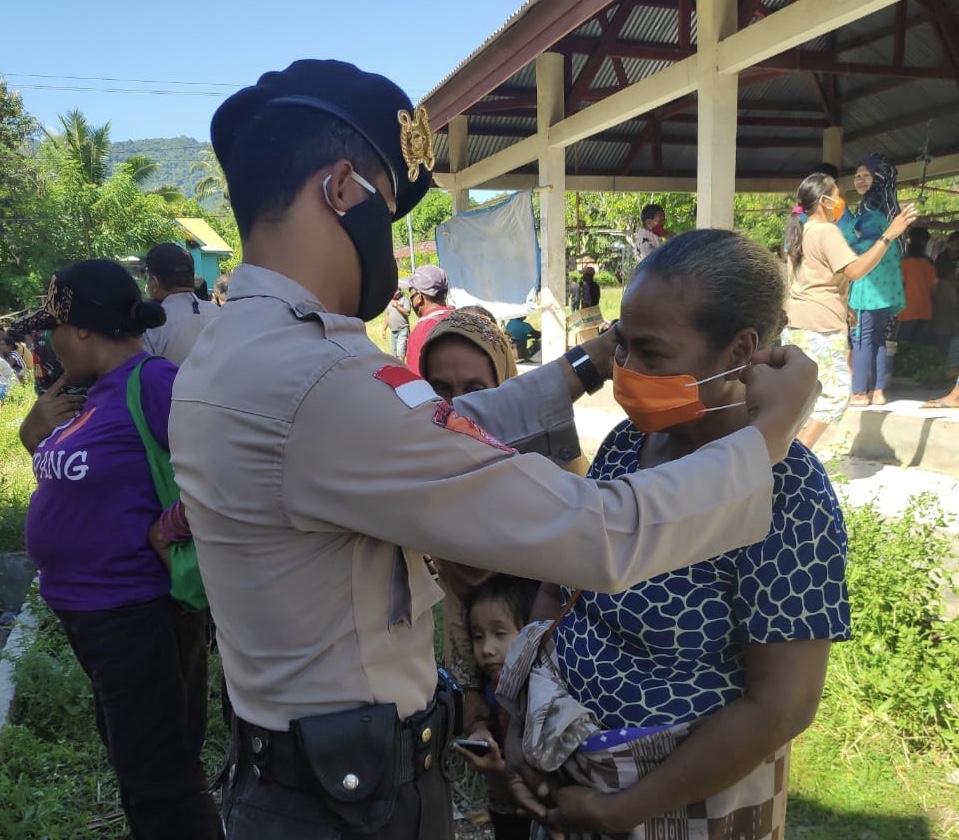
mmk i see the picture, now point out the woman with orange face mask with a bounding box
[517,230,850,840]
[782,173,915,450]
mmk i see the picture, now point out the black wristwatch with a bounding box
[564,346,605,395]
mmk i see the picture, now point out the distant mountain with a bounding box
[109,136,216,201]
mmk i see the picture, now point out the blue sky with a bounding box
[3,0,523,142]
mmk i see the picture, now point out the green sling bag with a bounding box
[126,357,208,612]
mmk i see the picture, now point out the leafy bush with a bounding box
[893,340,951,386]
[829,493,959,756]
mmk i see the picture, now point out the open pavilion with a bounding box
[418,0,959,357]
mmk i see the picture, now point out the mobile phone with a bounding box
[455,738,490,757]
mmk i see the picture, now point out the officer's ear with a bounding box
[322,160,357,216]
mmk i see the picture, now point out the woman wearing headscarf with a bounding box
[419,310,583,840]
[847,153,907,406]
[782,173,914,450]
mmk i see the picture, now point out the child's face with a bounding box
[470,597,521,685]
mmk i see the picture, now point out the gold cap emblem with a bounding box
[398,106,435,182]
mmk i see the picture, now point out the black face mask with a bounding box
[325,173,398,322]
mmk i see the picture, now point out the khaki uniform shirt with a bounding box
[144,291,220,366]
[169,264,774,731]
[786,221,858,334]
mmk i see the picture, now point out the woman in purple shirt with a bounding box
[15,260,221,840]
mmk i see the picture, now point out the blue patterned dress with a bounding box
[554,422,851,730]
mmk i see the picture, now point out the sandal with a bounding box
[920,399,959,409]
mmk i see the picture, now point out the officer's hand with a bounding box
[19,374,86,454]
[741,345,820,464]
[579,324,617,382]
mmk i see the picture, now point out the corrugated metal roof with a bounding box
[427,0,959,183]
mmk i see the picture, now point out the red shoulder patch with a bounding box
[431,401,513,452]
[375,364,437,408]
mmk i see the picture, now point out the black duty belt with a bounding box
[236,697,449,793]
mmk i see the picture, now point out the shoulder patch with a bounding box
[432,401,513,452]
[375,364,437,408]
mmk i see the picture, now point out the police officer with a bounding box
[168,60,819,840]
[142,243,220,365]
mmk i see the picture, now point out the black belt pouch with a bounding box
[290,703,400,833]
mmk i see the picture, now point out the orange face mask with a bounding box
[612,361,748,433]
[822,195,846,223]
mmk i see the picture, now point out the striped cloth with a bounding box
[497,622,790,840]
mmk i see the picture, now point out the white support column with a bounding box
[822,126,844,171]
[536,52,567,361]
[696,0,739,230]
[447,116,470,215]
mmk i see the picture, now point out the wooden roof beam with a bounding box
[566,1,639,113]
[419,0,613,130]
[557,35,695,62]
[758,50,955,79]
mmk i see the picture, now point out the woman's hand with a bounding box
[18,374,86,454]
[148,520,172,569]
[886,202,917,238]
[547,786,624,835]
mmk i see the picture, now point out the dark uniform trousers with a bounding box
[223,698,455,840]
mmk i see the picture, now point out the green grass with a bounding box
[0,383,36,552]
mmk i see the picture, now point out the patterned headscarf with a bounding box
[855,152,900,222]
[420,309,518,383]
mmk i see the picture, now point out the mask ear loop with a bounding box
[688,363,750,413]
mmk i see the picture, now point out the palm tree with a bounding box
[46,109,111,186]
[119,153,158,188]
[190,147,228,203]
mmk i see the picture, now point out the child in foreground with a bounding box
[457,577,537,840]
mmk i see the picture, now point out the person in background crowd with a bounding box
[783,173,915,450]
[897,227,937,346]
[504,315,541,362]
[524,230,850,840]
[6,329,35,379]
[167,58,820,840]
[847,153,906,407]
[403,263,454,374]
[568,273,583,312]
[634,204,672,262]
[213,274,231,306]
[381,289,411,359]
[14,260,221,840]
[142,243,220,366]
[930,231,959,369]
[580,265,601,309]
[0,335,27,381]
[194,275,212,301]
[0,355,16,403]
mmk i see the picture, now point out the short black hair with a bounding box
[641,204,665,224]
[465,576,538,631]
[633,228,787,351]
[225,107,384,239]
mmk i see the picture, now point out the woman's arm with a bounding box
[842,204,916,280]
[548,638,832,834]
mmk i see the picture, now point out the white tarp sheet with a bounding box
[434,191,540,320]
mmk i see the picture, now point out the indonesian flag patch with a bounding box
[375,364,437,408]
[431,401,513,452]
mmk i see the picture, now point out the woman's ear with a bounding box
[725,328,759,376]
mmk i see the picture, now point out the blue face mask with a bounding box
[324,172,398,322]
